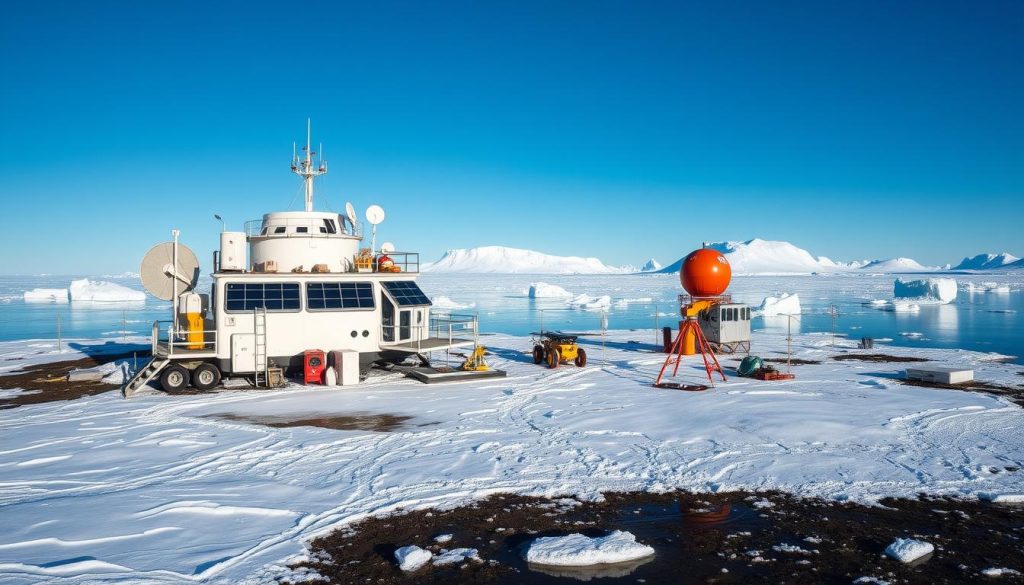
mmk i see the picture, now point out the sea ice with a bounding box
[893,277,957,304]
[884,538,933,563]
[528,282,572,298]
[524,530,654,566]
[394,545,432,571]
[69,278,146,302]
[568,293,611,310]
[753,293,801,316]
[431,295,475,309]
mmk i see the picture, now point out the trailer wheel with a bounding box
[575,348,587,368]
[532,345,545,364]
[192,363,221,391]
[547,348,560,369]
[160,364,190,393]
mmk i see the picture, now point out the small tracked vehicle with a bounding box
[532,332,587,369]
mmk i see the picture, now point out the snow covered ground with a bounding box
[0,329,1022,583]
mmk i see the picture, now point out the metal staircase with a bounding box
[253,307,268,387]
[122,356,170,398]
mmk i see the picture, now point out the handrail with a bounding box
[152,320,218,356]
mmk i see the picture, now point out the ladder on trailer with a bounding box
[122,356,170,398]
[253,307,268,387]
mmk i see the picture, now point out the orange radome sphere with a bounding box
[680,248,731,297]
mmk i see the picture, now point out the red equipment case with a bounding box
[303,349,327,385]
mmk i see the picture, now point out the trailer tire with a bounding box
[533,345,545,364]
[547,348,560,369]
[160,364,190,393]
[575,348,587,368]
[192,363,221,391]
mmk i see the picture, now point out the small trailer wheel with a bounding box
[192,363,222,391]
[547,348,560,369]
[575,348,587,368]
[532,345,545,364]
[160,364,191,393]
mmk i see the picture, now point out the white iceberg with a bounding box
[525,530,655,566]
[568,293,611,310]
[884,538,933,563]
[753,293,801,316]
[23,288,69,303]
[423,246,625,274]
[640,258,662,272]
[529,282,573,298]
[394,545,432,571]
[894,277,957,304]
[69,279,146,302]
[431,295,475,309]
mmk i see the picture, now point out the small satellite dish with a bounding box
[344,202,356,227]
[380,242,396,253]
[140,242,200,301]
[365,204,386,225]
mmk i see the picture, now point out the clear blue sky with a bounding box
[1,0,1021,274]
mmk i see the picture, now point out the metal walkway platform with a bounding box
[387,337,475,353]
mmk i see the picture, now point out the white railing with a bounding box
[152,320,218,356]
[379,313,478,352]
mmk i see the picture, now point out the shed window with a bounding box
[307,282,374,310]
[225,282,300,312]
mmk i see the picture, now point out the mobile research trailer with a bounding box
[124,124,477,397]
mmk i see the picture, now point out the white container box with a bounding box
[220,231,246,271]
[330,350,360,386]
[905,367,974,384]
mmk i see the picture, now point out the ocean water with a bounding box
[1,273,1021,364]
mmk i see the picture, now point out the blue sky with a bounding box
[1,0,1021,274]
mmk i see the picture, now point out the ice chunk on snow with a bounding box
[884,538,933,563]
[23,288,69,302]
[525,530,654,566]
[431,295,475,309]
[434,533,453,544]
[982,567,1023,577]
[753,293,801,316]
[433,547,480,566]
[529,282,572,298]
[568,294,611,310]
[69,279,146,302]
[894,277,957,304]
[394,545,432,571]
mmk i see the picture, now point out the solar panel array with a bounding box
[382,280,432,306]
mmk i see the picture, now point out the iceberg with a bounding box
[893,277,957,304]
[423,246,625,274]
[69,279,146,302]
[753,293,801,316]
[528,282,573,298]
[23,288,69,303]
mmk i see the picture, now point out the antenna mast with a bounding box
[291,118,327,212]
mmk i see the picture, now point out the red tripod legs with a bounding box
[655,320,727,387]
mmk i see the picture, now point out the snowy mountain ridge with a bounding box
[422,246,628,274]
[952,252,1020,271]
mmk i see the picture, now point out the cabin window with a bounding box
[296,226,308,233]
[323,219,337,234]
[225,282,300,312]
[274,226,286,234]
[744,307,750,320]
[260,227,268,235]
[306,282,374,310]
[381,280,432,307]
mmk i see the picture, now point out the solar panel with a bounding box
[382,280,432,307]
[307,282,374,310]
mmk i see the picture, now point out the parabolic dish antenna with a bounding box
[380,242,396,253]
[140,242,201,301]
[365,204,386,225]
[345,202,357,227]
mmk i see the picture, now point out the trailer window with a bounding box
[306,282,374,310]
[381,280,432,307]
[296,226,308,233]
[225,282,300,312]
[274,226,286,234]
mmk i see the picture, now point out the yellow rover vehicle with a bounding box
[532,332,587,369]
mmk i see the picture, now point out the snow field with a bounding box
[0,329,1021,583]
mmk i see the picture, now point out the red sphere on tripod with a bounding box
[680,248,731,297]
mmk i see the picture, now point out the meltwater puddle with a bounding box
[205,411,435,432]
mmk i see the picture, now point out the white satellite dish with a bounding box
[344,201,357,228]
[380,242,396,253]
[140,241,200,301]
[365,204,385,225]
